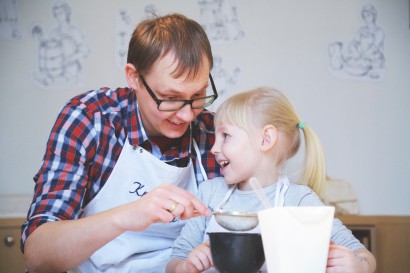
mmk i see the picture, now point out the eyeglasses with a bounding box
[139,73,218,112]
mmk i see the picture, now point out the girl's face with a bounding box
[211,122,260,185]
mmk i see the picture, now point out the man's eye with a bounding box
[194,93,206,98]
[165,96,177,100]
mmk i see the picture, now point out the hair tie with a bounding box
[297,121,306,129]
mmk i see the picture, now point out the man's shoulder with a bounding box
[192,109,215,133]
[68,87,131,114]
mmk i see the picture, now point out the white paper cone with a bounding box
[258,206,335,273]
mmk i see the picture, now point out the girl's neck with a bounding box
[237,173,280,191]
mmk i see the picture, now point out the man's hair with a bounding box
[127,13,213,80]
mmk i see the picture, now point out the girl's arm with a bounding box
[327,245,376,273]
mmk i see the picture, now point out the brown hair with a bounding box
[127,13,213,80]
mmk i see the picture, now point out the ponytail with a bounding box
[298,124,326,197]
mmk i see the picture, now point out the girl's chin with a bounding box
[223,176,243,185]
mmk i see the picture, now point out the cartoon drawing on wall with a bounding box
[0,0,21,39]
[328,4,385,80]
[144,4,158,18]
[31,0,90,87]
[208,54,241,111]
[116,7,134,69]
[116,4,158,69]
[197,0,245,44]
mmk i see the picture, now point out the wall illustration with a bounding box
[328,4,386,80]
[144,4,158,18]
[115,4,158,69]
[209,54,241,111]
[197,0,245,44]
[0,0,21,39]
[116,7,134,69]
[31,0,90,87]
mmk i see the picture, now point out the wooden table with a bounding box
[338,215,410,273]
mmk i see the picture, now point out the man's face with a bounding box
[136,52,211,138]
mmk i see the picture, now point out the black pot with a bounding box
[208,232,265,273]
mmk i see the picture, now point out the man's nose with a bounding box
[175,104,195,122]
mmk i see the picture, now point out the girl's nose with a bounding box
[211,142,220,155]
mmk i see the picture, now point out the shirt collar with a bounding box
[126,90,192,160]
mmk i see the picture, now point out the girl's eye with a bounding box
[223,133,230,139]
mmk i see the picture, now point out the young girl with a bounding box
[166,87,376,273]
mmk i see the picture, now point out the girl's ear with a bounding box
[260,125,277,152]
[125,63,139,90]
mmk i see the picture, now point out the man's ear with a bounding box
[125,63,139,90]
[260,125,277,152]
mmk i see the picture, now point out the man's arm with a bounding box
[24,183,210,273]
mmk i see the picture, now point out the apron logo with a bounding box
[129,181,148,197]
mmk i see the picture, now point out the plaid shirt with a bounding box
[21,87,221,251]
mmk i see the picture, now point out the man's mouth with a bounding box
[168,120,187,129]
[170,120,184,125]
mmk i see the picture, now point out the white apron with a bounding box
[203,176,289,273]
[69,137,206,273]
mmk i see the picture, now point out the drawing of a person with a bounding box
[198,0,244,43]
[144,4,158,19]
[208,55,240,111]
[116,7,133,68]
[0,0,21,39]
[328,4,385,79]
[32,0,89,86]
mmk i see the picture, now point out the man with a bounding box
[22,13,221,273]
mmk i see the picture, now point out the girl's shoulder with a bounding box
[287,182,313,194]
[198,177,231,206]
[199,177,229,194]
[285,183,323,206]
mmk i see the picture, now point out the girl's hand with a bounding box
[327,243,372,273]
[183,240,213,273]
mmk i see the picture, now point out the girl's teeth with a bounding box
[220,161,229,167]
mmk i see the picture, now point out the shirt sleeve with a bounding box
[20,98,99,252]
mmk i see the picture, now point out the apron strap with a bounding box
[217,184,237,210]
[274,175,289,207]
[192,139,208,181]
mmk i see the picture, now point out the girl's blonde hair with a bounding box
[215,87,326,195]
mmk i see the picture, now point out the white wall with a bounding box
[1,0,409,215]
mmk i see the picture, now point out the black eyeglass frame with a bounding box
[139,73,218,112]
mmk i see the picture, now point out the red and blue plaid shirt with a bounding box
[21,87,221,251]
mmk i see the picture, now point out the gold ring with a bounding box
[169,201,179,213]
